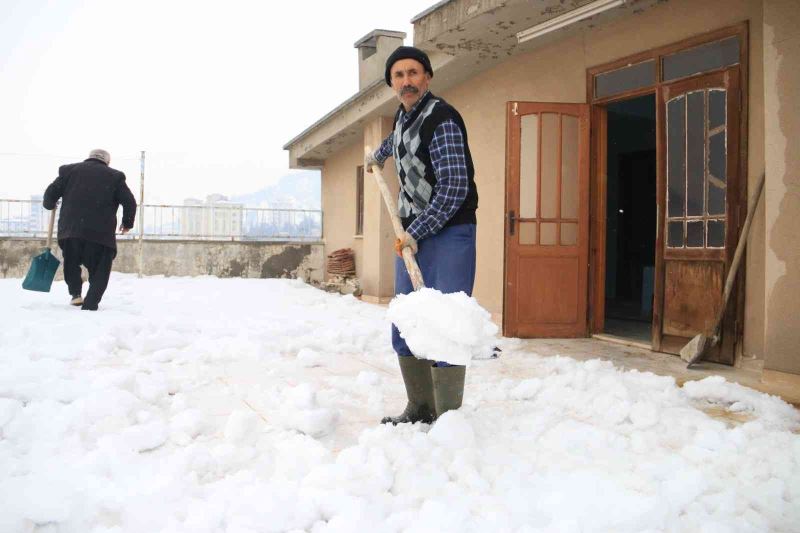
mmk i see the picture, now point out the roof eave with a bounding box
[282,78,386,151]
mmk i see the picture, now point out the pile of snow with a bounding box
[1,274,798,532]
[387,288,498,365]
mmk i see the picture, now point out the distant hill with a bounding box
[232,170,320,209]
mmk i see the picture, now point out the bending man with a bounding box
[43,149,137,311]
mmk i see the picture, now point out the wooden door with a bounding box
[504,102,591,337]
[654,68,741,362]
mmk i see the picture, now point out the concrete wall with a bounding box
[361,116,400,301]
[321,140,364,282]
[0,238,324,282]
[320,118,399,301]
[762,0,800,375]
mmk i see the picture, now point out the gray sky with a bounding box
[0,0,434,203]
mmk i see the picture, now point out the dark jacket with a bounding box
[43,158,137,250]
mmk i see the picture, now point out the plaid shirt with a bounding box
[374,92,469,241]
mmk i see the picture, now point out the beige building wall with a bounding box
[762,0,800,375]
[313,0,783,367]
[433,0,766,356]
[321,140,363,280]
[320,119,399,300]
[361,117,400,302]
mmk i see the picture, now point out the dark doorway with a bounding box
[604,94,657,344]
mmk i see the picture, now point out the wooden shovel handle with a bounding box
[46,207,56,249]
[710,172,766,339]
[367,159,425,291]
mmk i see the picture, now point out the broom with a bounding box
[681,173,766,367]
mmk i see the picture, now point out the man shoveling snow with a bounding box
[365,45,481,426]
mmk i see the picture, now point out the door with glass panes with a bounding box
[504,102,590,337]
[654,67,740,362]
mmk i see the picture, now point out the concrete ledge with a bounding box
[1,237,324,283]
[762,370,800,406]
[359,294,393,305]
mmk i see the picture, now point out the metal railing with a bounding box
[0,199,322,242]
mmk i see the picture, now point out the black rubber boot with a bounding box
[431,365,466,418]
[381,356,436,425]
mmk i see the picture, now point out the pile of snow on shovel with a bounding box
[387,288,498,366]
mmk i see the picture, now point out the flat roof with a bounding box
[410,0,453,23]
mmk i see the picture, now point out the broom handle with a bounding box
[45,207,56,249]
[711,172,766,339]
[368,161,425,291]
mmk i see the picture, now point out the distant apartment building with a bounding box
[181,198,204,236]
[28,194,45,234]
[181,194,244,238]
[260,196,298,232]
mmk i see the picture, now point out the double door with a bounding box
[504,67,741,363]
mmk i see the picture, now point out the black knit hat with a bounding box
[384,46,433,86]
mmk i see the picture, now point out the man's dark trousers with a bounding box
[60,238,115,311]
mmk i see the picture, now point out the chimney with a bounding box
[354,29,407,90]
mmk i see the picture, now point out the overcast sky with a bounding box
[0,0,434,203]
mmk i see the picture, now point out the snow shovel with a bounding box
[681,172,766,367]
[22,208,60,292]
[366,156,425,291]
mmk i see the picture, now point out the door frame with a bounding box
[585,22,749,353]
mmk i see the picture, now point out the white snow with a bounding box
[1,274,798,532]
[387,287,498,366]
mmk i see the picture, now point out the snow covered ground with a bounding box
[1,274,798,533]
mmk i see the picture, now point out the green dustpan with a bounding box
[22,209,60,292]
